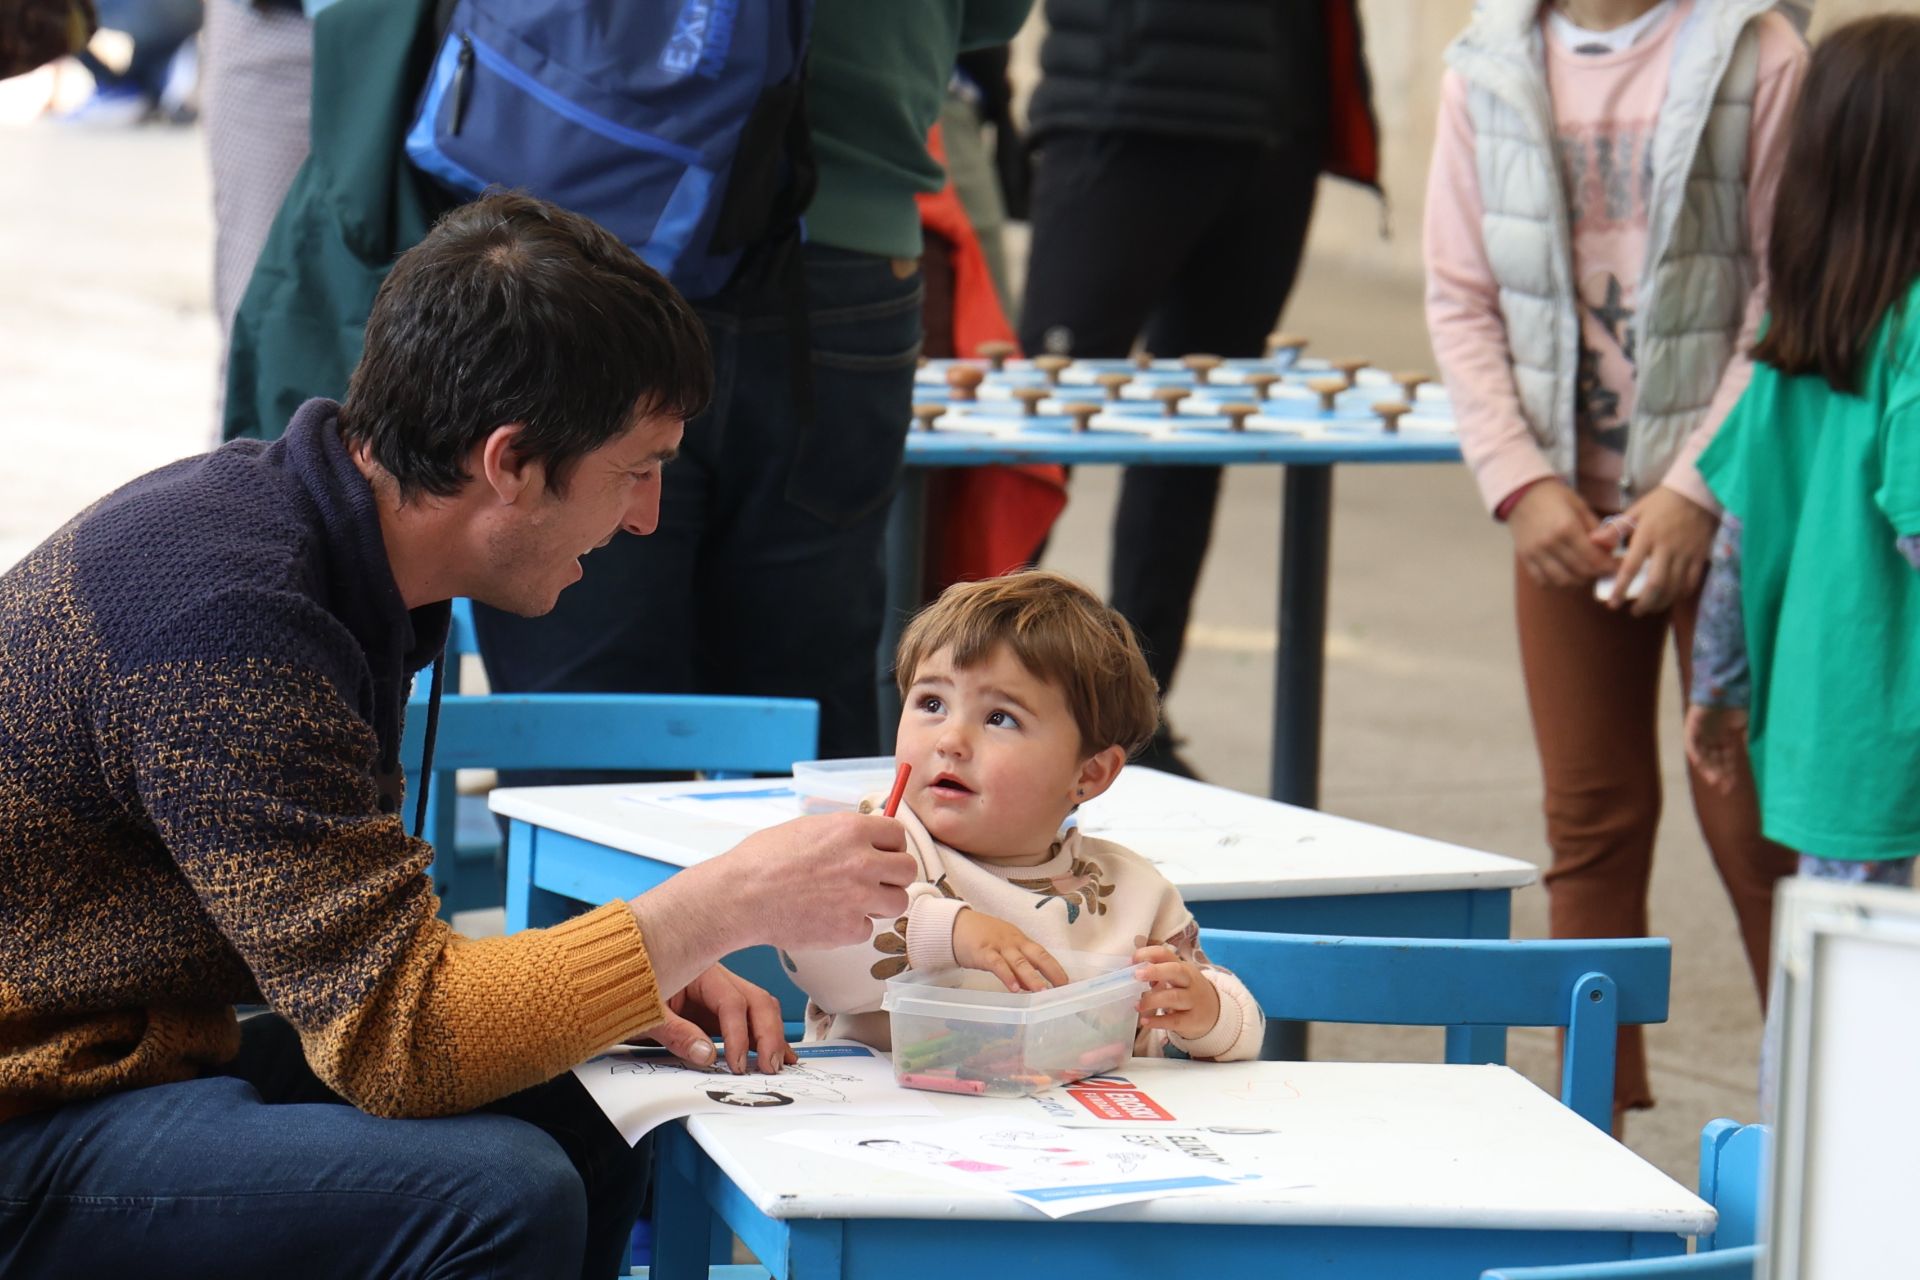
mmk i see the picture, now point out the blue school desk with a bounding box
[888,359,1462,809]
[647,1059,1713,1280]
[489,767,1535,1059]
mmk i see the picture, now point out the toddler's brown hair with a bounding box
[894,570,1160,757]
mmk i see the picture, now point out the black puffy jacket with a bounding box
[1027,0,1379,188]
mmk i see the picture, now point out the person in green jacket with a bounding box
[1685,14,1920,888]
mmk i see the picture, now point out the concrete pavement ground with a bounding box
[2,118,1763,1189]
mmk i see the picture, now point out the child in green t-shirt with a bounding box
[1685,13,1920,887]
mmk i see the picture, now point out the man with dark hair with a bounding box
[0,191,919,1279]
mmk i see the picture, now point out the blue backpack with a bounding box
[405,0,815,301]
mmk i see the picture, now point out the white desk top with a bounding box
[489,767,1536,903]
[684,1059,1713,1232]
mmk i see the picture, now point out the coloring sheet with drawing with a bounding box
[573,1042,938,1145]
[771,1117,1259,1218]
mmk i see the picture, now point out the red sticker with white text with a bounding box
[1064,1075,1175,1122]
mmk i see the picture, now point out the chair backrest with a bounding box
[403,684,815,913]
[1199,929,1671,1131]
[1479,1244,1762,1279]
[1698,1119,1769,1252]
[403,693,821,777]
[402,689,820,1020]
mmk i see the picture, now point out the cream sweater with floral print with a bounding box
[783,797,1264,1061]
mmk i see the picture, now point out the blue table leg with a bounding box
[1273,464,1333,807]
[653,1126,725,1280]
[504,822,583,932]
[877,469,928,746]
[1445,888,1514,1065]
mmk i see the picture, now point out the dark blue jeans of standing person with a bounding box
[475,243,923,768]
[0,1014,649,1279]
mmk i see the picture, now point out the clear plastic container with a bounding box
[790,756,897,814]
[881,951,1148,1098]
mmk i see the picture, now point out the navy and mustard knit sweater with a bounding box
[0,400,663,1123]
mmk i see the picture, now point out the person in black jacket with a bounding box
[1019,0,1380,776]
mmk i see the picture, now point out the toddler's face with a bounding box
[895,644,1090,863]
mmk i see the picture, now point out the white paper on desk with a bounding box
[573,1042,938,1145]
[616,785,803,830]
[772,1118,1256,1219]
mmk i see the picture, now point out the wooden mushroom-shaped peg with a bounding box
[1266,331,1309,360]
[974,339,1016,371]
[1067,404,1099,433]
[1306,376,1349,413]
[911,403,945,432]
[1131,350,1157,370]
[1222,404,1257,433]
[1031,354,1073,385]
[1329,357,1369,389]
[945,364,985,402]
[1011,386,1050,418]
[1095,372,1133,402]
[1182,353,1223,384]
[1243,372,1281,400]
[1152,386,1189,418]
[1393,370,1431,403]
[1373,400,1411,434]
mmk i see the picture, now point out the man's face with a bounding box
[478,412,683,616]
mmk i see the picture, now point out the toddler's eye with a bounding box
[986,710,1019,729]
[918,695,945,714]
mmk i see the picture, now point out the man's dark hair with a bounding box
[339,190,712,499]
[1752,15,1920,395]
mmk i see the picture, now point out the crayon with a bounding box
[900,1072,987,1095]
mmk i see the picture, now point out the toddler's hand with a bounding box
[1132,942,1222,1042]
[953,908,1070,992]
[1684,703,1750,795]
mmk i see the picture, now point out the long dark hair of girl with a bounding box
[1753,14,1920,395]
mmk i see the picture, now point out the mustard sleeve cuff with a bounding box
[546,901,668,1051]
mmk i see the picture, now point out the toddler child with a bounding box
[784,570,1265,1062]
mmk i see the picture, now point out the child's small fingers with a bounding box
[1133,961,1192,988]
[984,954,1022,993]
[1138,988,1195,1016]
[1025,945,1070,988]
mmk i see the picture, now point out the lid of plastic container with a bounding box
[881,951,1148,1025]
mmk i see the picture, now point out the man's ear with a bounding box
[1074,744,1127,805]
[476,423,540,503]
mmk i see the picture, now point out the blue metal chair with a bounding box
[1198,928,1671,1131]
[1480,1121,1769,1278]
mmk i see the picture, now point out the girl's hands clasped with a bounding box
[1507,479,1615,587]
[1592,487,1719,615]
[1132,941,1221,1041]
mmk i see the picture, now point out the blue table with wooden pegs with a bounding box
[882,340,1462,808]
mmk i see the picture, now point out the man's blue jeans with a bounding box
[0,1015,648,1278]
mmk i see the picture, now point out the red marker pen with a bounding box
[882,761,911,818]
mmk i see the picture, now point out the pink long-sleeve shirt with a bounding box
[1424,1,1807,517]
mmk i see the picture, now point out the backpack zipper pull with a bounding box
[450,33,474,136]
